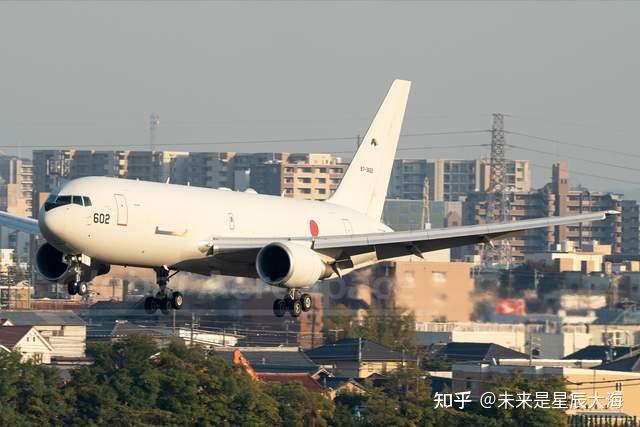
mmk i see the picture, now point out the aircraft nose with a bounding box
[39,208,67,244]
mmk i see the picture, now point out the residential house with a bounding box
[0,325,54,363]
[305,338,405,378]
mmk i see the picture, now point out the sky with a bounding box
[0,2,638,196]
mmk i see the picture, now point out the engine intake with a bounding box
[35,243,111,283]
[256,242,329,288]
[36,243,70,282]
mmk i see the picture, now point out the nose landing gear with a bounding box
[272,289,313,318]
[144,267,183,314]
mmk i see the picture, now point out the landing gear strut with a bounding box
[272,290,313,318]
[66,255,88,297]
[144,267,183,314]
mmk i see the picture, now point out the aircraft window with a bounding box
[72,196,84,206]
[56,196,72,206]
[83,196,92,206]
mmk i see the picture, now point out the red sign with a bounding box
[495,298,525,316]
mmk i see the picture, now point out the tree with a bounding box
[265,382,334,427]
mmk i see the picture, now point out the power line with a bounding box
[505,130,640,159]
[529,162,640,186]
[0,129,489,150]
[508,143,640,173]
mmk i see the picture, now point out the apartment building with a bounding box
[0,156,33,263]
[462,163,637,262]
[389,159,531,202]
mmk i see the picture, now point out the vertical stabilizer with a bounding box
[329,79,411,220]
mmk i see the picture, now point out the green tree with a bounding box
[265,382,334,427]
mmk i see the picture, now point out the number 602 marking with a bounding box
[93,213,110,224]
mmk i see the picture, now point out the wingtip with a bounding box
[604,210,621,217]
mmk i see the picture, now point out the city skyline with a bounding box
[0,2,638,197]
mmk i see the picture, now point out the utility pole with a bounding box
[189,312,199,346]
[482,113,512,268]
[422,178,431,230]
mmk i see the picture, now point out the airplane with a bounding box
[0,79,618,317]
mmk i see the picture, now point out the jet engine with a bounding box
[256,242,331,288]
[35,243,110,283]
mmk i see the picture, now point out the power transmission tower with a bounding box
[149,113,160,151]
[482,113,511,268]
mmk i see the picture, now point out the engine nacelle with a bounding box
[256,242,330,288]
[36,243,71,282]
[35,243,110,283]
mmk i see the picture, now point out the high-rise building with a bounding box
[389,159,531,202]
[0,156,33,264]
[462,162,637,263]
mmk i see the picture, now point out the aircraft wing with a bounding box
[200,210,618,268]
[0,211,40,235]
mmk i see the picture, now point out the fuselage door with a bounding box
[342,218,353,235]
[114,194,128,226]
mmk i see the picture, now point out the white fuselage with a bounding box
[40,177,391,275]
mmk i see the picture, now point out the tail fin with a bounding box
[329,79,411,220]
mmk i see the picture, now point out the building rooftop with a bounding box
[439,342,529,363]
[256,373,324,393]
[597,351,640,372]
[215,347,320,374]
[0,326,33,348]
[563,345,639,362]
[305,338,404,362]
[0,310,85,326]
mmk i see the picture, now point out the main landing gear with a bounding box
[273,289,313,318]
[144,267,184,315]
[67,256,88,296]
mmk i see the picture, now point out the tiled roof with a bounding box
[305,338,404,362]
[440,342,529,362]
[0,326,33,349]
[563,345,638,362]
[0,310,85,326]
[596,352,640,372]
[257,373,324,393]
[216,347,320,374]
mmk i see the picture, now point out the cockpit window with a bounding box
[44,195,92,211]
[56,196,71,206]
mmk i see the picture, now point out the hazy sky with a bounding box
[0,2,638,196]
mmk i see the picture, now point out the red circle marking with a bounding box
[309,220,319,238]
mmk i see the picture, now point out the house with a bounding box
[0,310,86,358]
[0,326,54,363]
[452,360,640,417]
[305,338,405,378]
[319,377,367,400]
[215,346,323,375]
[438,342,530,363]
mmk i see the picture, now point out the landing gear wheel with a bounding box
[144,296,158,314]
[67,282,78,295]
[77,282,88,296]
[160,298,172,315]
[289,299,302,318]
[171,291,184,310]
[300,293,312,312]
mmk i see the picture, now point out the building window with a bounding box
[432,272,447,283]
